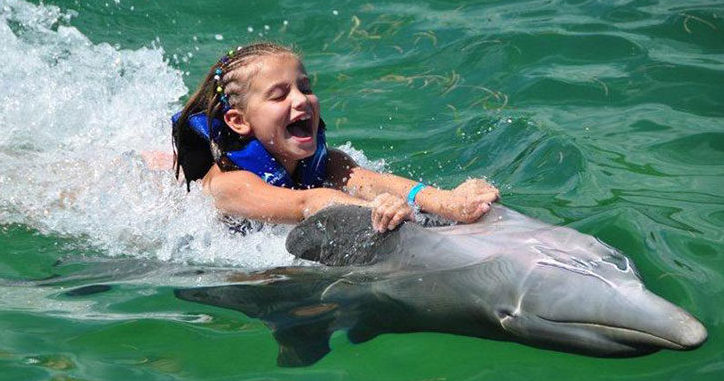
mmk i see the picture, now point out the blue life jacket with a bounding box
[172,112,328,189]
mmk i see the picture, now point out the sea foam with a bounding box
[0,0,369,268]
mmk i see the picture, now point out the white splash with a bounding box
[337,141,387,172]
[0,0,384,268]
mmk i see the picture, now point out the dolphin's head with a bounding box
[485,232,707,356]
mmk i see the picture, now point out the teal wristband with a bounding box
[407,183,426,206]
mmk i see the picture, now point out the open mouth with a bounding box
[286,116,313,141]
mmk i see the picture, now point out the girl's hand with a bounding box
[434,191,494,223]
[452,178,499,200]
[369,193,413,233]
[141,151,174,171]
[430,179,499,224]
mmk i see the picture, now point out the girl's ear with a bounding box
[223,109,252,136]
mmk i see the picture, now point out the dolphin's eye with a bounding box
[496,308,515,319]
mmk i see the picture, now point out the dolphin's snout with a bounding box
[622,290,708,351]
[669,316,707,349]
[517,264,708,355]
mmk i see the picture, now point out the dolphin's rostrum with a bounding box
[175,205,707,366]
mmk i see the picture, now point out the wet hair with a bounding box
[172,42,298,190]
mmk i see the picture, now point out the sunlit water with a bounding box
[0,0,722,380]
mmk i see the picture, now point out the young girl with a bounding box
[172,42,499,233]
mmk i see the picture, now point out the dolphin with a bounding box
[174,205,707,367]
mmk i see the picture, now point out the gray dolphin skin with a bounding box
[174,205,707,367]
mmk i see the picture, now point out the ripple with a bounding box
[651,132,724,166]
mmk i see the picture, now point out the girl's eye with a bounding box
[299,80,313,94]
[270,89,288,101]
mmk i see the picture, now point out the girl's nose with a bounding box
[290,87,309,110]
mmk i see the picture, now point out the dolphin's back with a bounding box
[286,205,487,270]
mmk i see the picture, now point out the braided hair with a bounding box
[172,42,298,190]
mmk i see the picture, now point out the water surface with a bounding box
[0,0,722,380]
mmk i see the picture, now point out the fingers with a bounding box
[378,197,409,232]
[460,201,489,223]
[480,201,492,214]
[455,178,500,201]
[378,205,394,232]
[370,193,411,233]
[388,207,412,231]
[474,191,499,204]
[460,201,491,224]
[371,198,384,232]
[443,191,496,223]
[371,207,379,231]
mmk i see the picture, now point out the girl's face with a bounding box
[237,54,320,171]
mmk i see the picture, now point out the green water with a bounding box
[1,0,723,379]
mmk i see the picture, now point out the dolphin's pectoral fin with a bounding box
[346,304,399,345]
[346,301,413,344]
[176,282,340,367]
[274,314,335,367]
[347,324,382,344]
[342,291,415,345]
[174,270,350,367]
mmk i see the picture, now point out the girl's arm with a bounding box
[204,164,364,223]
[327,149,499,223]
[203,164,411,231]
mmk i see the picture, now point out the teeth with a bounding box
[299,115,310,121]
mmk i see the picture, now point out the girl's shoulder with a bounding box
[325,148,359,189]
[327,148,358,168]
[202,164,264,195]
